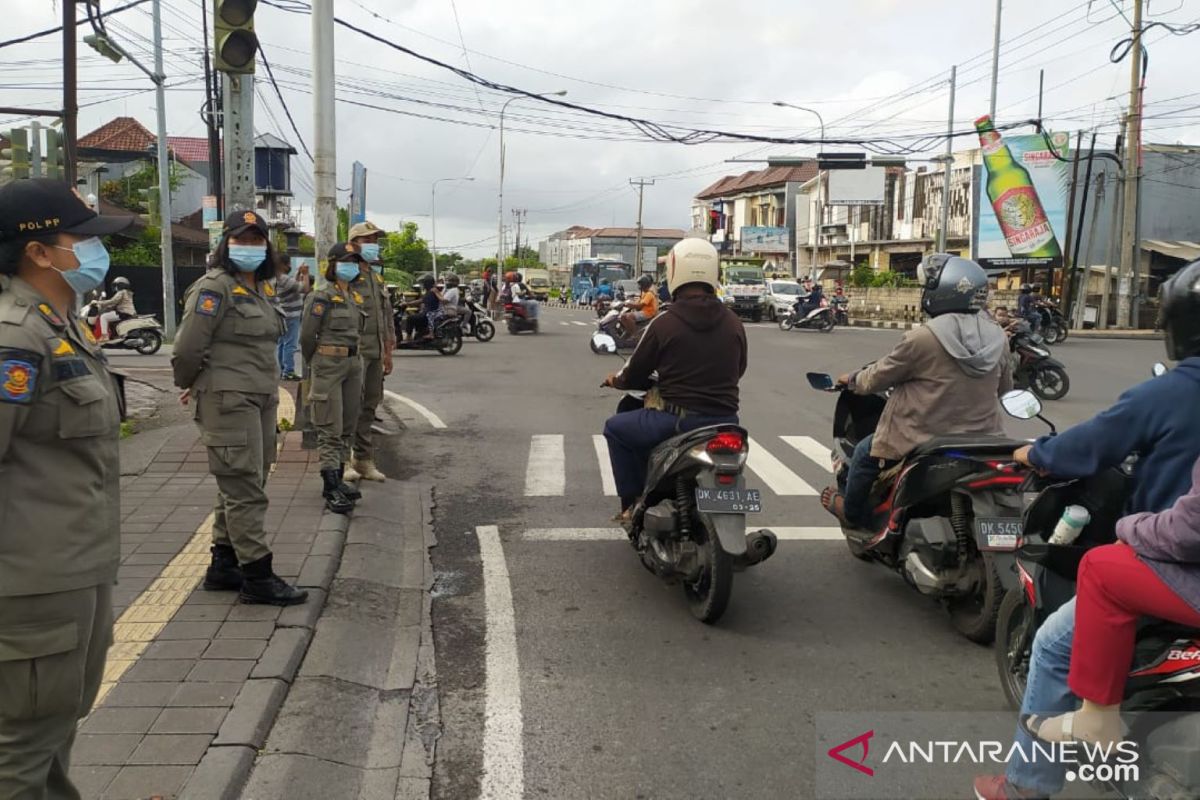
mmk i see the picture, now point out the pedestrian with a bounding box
[345,221,393,483]
[272,254,307,381]
[301,242,368,513]
[0,179,131,798]
[173,209,307,606]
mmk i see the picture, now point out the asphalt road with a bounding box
[375,309,1167,800]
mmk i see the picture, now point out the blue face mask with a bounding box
[228,244,267,273]
[335,262,361,283]
[371,264,383,275]
[359,243,380,262]
[51,237,110,295]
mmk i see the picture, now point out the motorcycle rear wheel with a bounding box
[947,552,1002,644]
[820,315,835,333]
[994,587,1031,711]
[778,315,795,332]
[437,329,463,355]
[684,522,733,624]
[135,330,163,355]
[475,320,496,342]
[1031,365,1070,401]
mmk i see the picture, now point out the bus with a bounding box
[571,258,632,302]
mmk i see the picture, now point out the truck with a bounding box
[720,263,768,322]
[523,268,552,302]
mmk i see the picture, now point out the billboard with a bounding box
[740,226,790,253]
[827,166,887,206]
[972,130,1071,269]
[349,161,367,225]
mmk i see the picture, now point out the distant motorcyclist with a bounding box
[1017,283,1041,332]
[619,274,658,338]
[97,275,136,340]
[822,254,1012,528]
[793,277,824,318]
[602,239,747,521]
[442,274,463,317]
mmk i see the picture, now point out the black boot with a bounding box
[321,468,355,514]
[337,464,362,501]
[238,553,308,606]
[203,544,242,591]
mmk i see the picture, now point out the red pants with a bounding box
[1069,543,1200,704]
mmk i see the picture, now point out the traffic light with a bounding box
[44,128,64,180]
[0,128,30,181]
[213,0,258,74]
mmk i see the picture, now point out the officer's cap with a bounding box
[328,241,366,262]
[347,221,383,241]
[223,208,269,238]
[0,179,133,241]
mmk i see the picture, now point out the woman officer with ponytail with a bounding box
[172,209,307,606]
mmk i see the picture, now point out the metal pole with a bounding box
[63,0,78,184]
[152,0,176,341]
[312,0,337,284]
[1100,147,1124,330]
[431,181,438,280]
[1117,0,1143,328]
[1061,131,1085,291]
[938,65,956,253]
[1076,170,1102,330]
[630,178,655,274]
[200,0,221,212]
[989,0,1002,119]
[1065,134,1097,325]
[1037,69,1045,122]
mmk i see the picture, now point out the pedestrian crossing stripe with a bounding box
[523,527,842,541]
[780,435,833,473]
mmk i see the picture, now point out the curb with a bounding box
[846,318,1162,340]
[177,510,351,800]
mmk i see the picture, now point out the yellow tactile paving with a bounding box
[94,387,296,707]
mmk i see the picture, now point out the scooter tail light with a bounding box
[706,432,746,454]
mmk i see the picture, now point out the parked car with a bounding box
[763,279,803,322]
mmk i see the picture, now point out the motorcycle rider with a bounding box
[974,259,1200,800]
[442,273,463,318]
[594,278,614,310]
[793,276,824,319]
[619,274,659,338]
[1017,283,1040,332]
[96,275,136,340]
[602,239,747,520]
[822,254,1012,528]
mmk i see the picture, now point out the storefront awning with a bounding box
[1141,239,1200,262]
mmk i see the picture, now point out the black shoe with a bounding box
[203,544,242,591]
[321,468,355,514]
[238,554,308,606]
[337,465,362,501]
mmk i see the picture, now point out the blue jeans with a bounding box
[603,408,738,508]
[1006,598,1076,795]
[842,434,896,528]
[278,316,301,376]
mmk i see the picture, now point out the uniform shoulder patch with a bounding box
[36,303,65,328]
[331,295,345,304]
[196,290,223,317]
[231,285,250,296]
[375,273,384,284]
[263,282,276,297]
[352,291,364,304]
[311,299,328,318]
[0,347,40,404]
[51,337,75,356]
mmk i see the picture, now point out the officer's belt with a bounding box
[316,344,358,357]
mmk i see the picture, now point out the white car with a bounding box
[763,280,804,322]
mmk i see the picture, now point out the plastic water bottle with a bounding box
[1048,505,1091,545]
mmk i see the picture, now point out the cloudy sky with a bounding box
[3,0,1198,257]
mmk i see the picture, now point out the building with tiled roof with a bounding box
[538,225,687,273]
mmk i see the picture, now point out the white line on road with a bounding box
[571,320,589,326]
[745,437,818,495]
[477,525,524,800]
[592,435,617,496]
[524,434,565,496]
[560,321,570,326]
[781,435,834,473]
[524,526,842,541]
[383,390,447,429]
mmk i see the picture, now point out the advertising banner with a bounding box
[972,122,1071,270]
[740,226,790,253]
[827,167,887,206]
[350,161,367,225]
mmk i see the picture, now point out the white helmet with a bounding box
[666,238,720,296]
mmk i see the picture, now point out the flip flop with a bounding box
[821,486,848,524]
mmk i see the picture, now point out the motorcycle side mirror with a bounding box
[1001,389,1042,420]
[806,372,835,391]
[592,333,618,354]
[1152,362,1168,377]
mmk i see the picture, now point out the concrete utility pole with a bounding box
[1100,159,1125,330]
[989,0,1002,119]
[630,178,655,274]
[222,72,255,210]
[312,0,337,281]
[1117,0,1144,328]
[151,0,176,341]
[63,0,78,184]
[938,65,957,253]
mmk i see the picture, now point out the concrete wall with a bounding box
[844,287,1020,321]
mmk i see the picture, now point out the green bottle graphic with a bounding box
[975,115,1062,259]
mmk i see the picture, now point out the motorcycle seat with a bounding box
[1140,620,1200,640]
[909,434,1028,458]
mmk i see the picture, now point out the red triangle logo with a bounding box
[827,730,875,777]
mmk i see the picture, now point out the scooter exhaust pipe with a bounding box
[736,529,778,568]
[904,551,942,595]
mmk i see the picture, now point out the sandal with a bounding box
[1023,711,1122,748]
[821,486,848,524]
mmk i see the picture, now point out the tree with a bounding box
[337,207,349,241]
[100,162,184,215]
[380,221,432,275]
[107,226,161,267]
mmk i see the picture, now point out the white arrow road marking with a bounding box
[523,526,842,541]
[560,321,570,326]
[383,390,447,429]
[571,320,590,326]
[781,435,834,473]
[477,525,524,800]
[524,434,565,496]
[592,435,617,496]
[745,437,818,495]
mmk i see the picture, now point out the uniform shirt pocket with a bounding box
[57,376,115,439]
[232,302,269,337]
[0,619,79,721]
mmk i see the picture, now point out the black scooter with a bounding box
[392,310,463,355]
[1011,326,1070,401]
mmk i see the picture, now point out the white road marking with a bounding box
[524,434,565,496]
[477,525,524,800]
[772,527,843,540]
[383,390,447,429]
[781,435,834,473]
[592,435,617,496]
[571,320,589,326]
[560,321,570,326]
[745,437,818,495]
[523,526,842,541]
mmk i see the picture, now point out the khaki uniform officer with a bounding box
[0,179,130,800]
[301,242,367,514]
[344,220,393,483]
[172,209,307,606]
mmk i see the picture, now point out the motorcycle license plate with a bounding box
[976,517,1022,550]
[695,487,762,514]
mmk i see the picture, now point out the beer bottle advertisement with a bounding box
[971,115,1071,270]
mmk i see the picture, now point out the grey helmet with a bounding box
[112,276,131,290]
[1160,259,1200,361]
[917,253,988,317]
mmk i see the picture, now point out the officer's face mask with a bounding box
[228,244,267,273]
[50,236,110,294]
[359,242,380,262]
[371,264,384,275]
[335,261,361,283]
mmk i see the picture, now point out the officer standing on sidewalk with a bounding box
[345,221,393,482]
[173,209,307,606]
[0,179,130,798]
[301,242,367,513]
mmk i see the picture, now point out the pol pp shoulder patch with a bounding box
[0,348,40,404]
[196,290,222,317]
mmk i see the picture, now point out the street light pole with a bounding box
[773,101,825,277]
[938,65,957,253]
[431,176,474,279]
[497,90,566,282]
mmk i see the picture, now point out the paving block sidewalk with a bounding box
[69,429,350,800]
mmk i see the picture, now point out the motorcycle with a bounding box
[1034,300,1069,345]
[504,299,539,335]
[590,300,650,354]
[831,295,850,327]
[594,333,778,623]
[778,300,835,333]
[458,299,496,342]
[1011,327,1070,401]
[808,371,1038,643]
[391,309,463,355]
[81,299,164,355]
